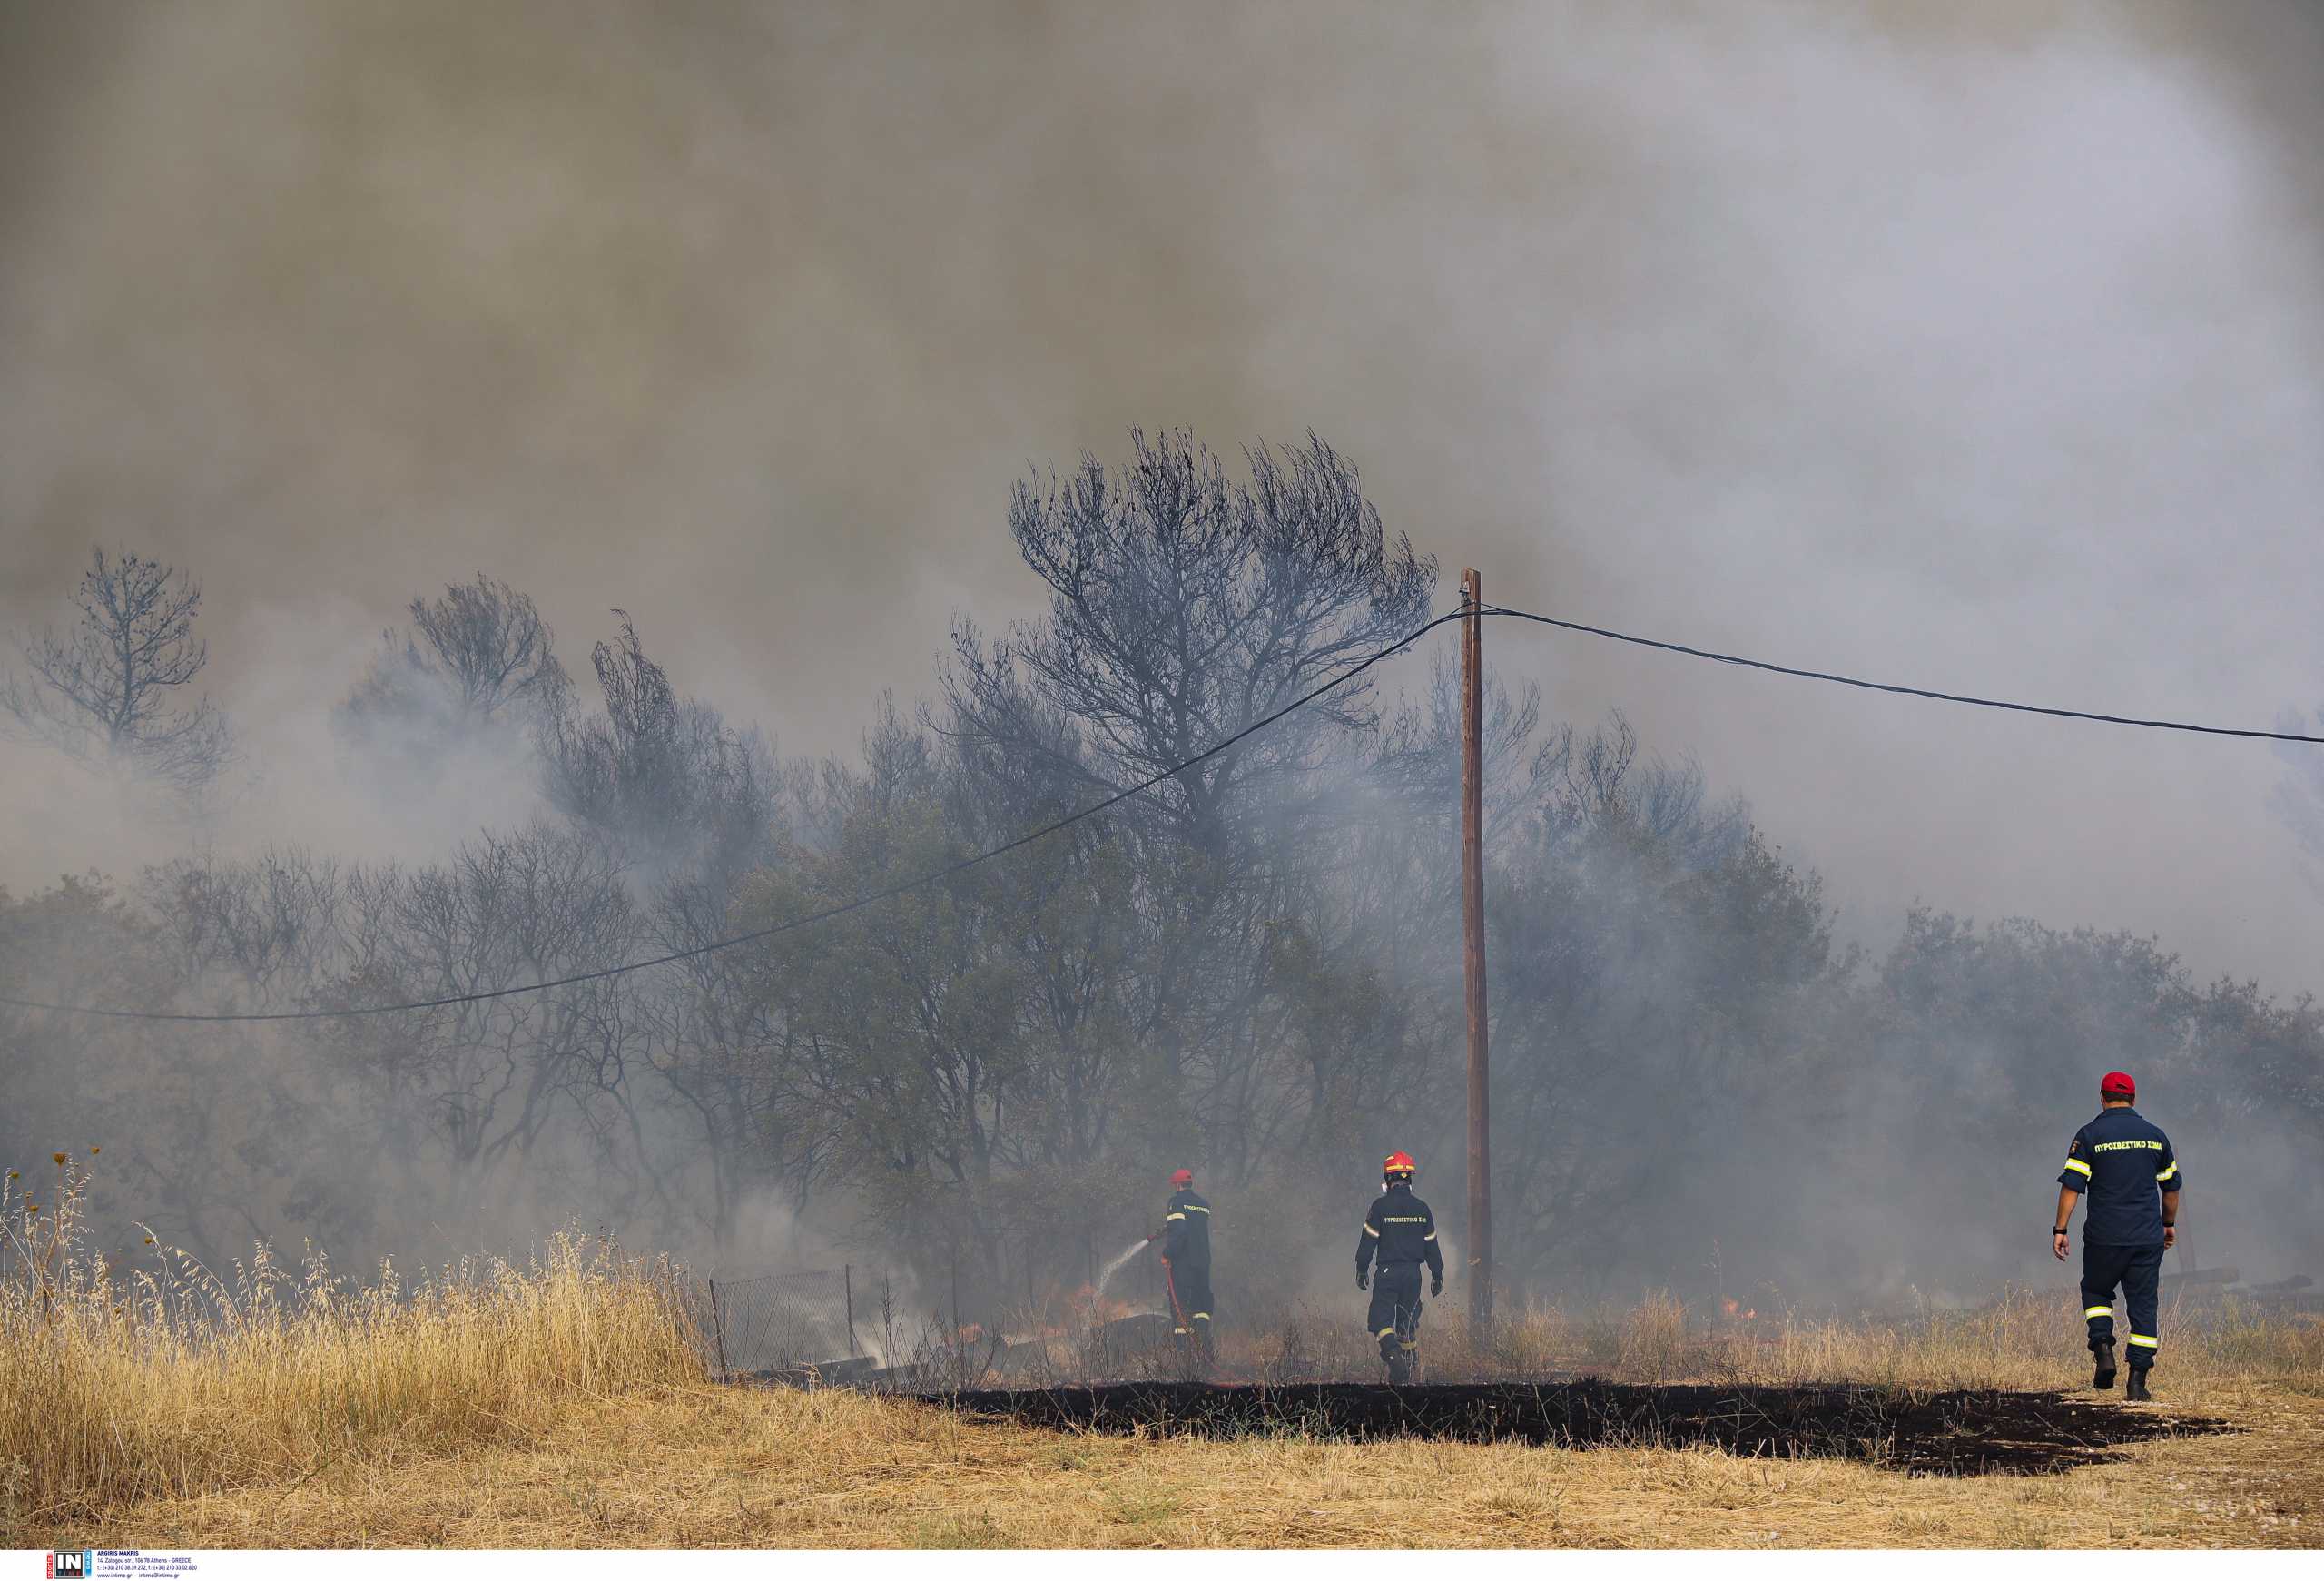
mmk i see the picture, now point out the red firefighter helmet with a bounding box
[1169,1167,1194,1189]
[1383,1150,1416,1179]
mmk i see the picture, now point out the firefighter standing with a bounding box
[1355,1151,1443,1385]
[1159,1167,1214,1366]
[2053,1070,2183,1401]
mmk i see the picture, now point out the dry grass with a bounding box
[1,1154,701,1540]
[8,1152,2322,1548]
[1236,1283,2324,1396]
[62,1374,2324,1549]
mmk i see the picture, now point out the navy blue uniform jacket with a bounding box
[1161,1188,1212,1270]
[1355,1182,1444,1278]
[2059,1107,2181,1247]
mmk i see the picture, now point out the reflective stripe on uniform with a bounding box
[1165,1212,1186,1221]
[1375,1326,1396,1339]
[1183,1204,1209,1213]
[2063,1159,2092,1177]
[1363,1223,1380,1236]
[2127,1334,2159,1348]
[1190,1312,1210,1320]
[2084,1306,2113,1319]
[2155,1164,2178,1182]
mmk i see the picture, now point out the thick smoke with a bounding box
[5,2,2319,977]
[3,4,2320,1328]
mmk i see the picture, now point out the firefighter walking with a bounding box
[1355,1151,1443,1385]
[2053,1070,2183,1401]
[1159,1167,1214,1368]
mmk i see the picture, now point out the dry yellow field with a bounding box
[64,1375,2324,1549]
[7,1159,2321,1549]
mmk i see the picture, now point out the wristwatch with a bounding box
[2052,1225,2070,1235]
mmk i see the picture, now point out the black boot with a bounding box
[2125,1369,2152,1402]
[1387,1350,1412,1386]
[1379,1337,1403,1385]
[2091,1339,2117,1390]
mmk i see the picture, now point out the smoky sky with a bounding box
[3,1,2320,988]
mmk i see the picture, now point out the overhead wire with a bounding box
[0,607,1470,1023]
[1479,605,2324,745]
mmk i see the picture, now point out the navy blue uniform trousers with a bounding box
[2081,1242,2163,1369]
[1367,1262,1423,1357]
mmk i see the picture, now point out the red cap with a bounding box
[2100,1071,2136,1100]
[1169,1168,1194,1188]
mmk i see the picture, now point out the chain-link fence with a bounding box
[695,1260,1198,1390]
[697,1267,863,1379]
[697,1264,988,1388]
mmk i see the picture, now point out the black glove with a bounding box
[1356,1270,1369,1292]
[1431,1276,1443,1299]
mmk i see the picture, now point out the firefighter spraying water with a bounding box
[1355,1151,1443,1385]
[1157,1167,1214,1369]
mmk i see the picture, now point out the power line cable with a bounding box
[1479,606,2324,745]
[5,598,2317,1025]
[0,608,1468,1023]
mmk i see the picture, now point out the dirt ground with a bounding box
[83,1376,2323,1549]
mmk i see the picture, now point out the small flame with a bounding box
[1069,1282,1141,1326]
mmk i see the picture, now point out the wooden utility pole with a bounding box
[1460,568,1493,1349]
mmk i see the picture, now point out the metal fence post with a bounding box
[708,1276,727,1379]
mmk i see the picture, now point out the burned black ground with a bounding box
[927,1380,2230,1477]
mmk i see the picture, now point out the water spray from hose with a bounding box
[1092,1238,1150,1304]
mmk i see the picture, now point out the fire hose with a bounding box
[1151,1230,1193,1334]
